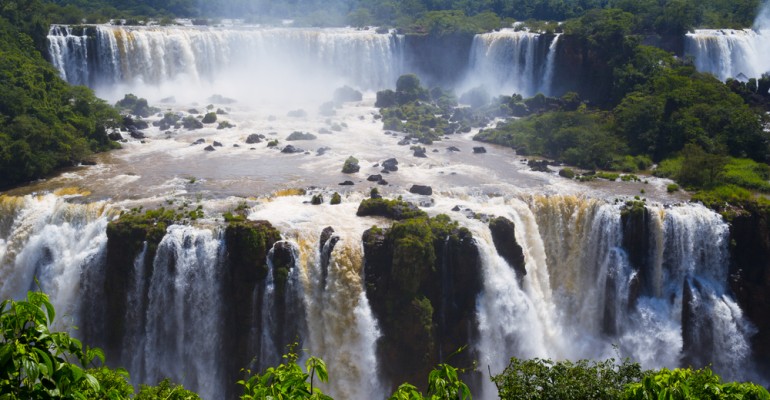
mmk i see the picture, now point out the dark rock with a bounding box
[311,194,323,205]
[368,174,383,182]
[729,205,770,375]
[81,160,97,166]
[472,146,487,154]
[213,141,223,147]
[182,116,203,130]
[188,108,200,114]
[409,185,433,196]
[451,205,461,211]
[447,146,460,152]
[377,179,388,185]
[204,145,216,151]
[233,144,240,147]
[108,131,123,141]
[413,147,427,158]
[338,180,355,186]
[128,127,145,139]
[281,145,303,154]
[382,158,399,172]
[334,85,363,103]
[245,134,261,144]
[432,149,439,153]
[398,138,410,146]
[316,147,331,156]
[489,217,526,284]
[528,159,552,172]
[192,138,206,145]
[286,131,317,141]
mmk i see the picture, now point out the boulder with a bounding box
[342,156,360,173]
[528,159,552,172]
[397,138,410,146]
[333,85,363,103]
[286,131,317,141]
[192,138,206,145]
[213,141,223,147]
[281,145,303,154]
[338,180,355,186]
[245,134,262,144]
[316,147,331,156]
[108,130,123,141]
[413,147,427,158]
[204,145,215,151]
[409,185,433,196]
[447,146,460,152]
[472,146,487,154]
[368,174,383,182]
[488,217,526,283]
[382,158,399,172]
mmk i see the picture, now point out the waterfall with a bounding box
[0,193,760,398]
[466,196,753,399]
[299,230,382,399]
[46,24,405,99]
[466,29,558,97]
[136,225,225,399]
[0,194,109,331]
[685,29,770,81]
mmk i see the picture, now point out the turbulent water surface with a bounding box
[0,22,763,399]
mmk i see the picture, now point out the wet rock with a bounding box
[432,149,439,153]
[233,144,240,147]
[528,159,552,172]
[333,85,363,103]
[286,131,317,141]
[316,147,331,156]
[447,146,460,152]
[245,134,261,144]
[368,174,383,182]
[409,185,433,196]
[192,138,206,145]
[108,131,123,141]
[81,160,97,166]
[128,126,145,139]
[342,156,360,173]
[377,179,388,185]
[413,147,427,158]
[398,138,410,146]
[204,145,215,151]
[213,141,223,147]
[382,158,399,172]
[472,146,487,154]
[281,145,303,154]
[489,217,526,283]
[338,180,354,186]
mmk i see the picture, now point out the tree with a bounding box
[0,291,104,398]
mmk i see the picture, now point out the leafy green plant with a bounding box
[389,363,471,400]
[0,291,104,399]
[238,348,332,400]
[623,367,770,400]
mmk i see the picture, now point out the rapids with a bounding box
[0,22,763,400]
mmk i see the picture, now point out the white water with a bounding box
[685,29,770,81]
[465,29,559,97]
[47,24,405,104]
[452,197,753,400]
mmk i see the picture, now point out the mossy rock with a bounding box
[202,112,217,123]
[330,192,341,205]
[356,198,427,220]
[225,220,282,282]
[342,156,360,173]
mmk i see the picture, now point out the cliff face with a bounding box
[728,206,770,377]
[403,33,475,88]
[362,215,482,392]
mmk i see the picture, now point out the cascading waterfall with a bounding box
[466,29,559,97]
[685,29,770,81]
[299,230,382,399]
[0,193,760,398]
[465,196,753,400]
[46,25,405,94]
[136,225,224,400]
[0,194,110,331]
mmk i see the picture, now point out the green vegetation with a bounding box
[3,290,769,399]
[0,291,198,399]
[202,112,217,123]
[492,356,644,399]
[330,192,341,205]
[356,198,428,220]
[342,156,360,173]
[0,15,120,189]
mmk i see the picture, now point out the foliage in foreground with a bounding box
[3,291,769,399]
